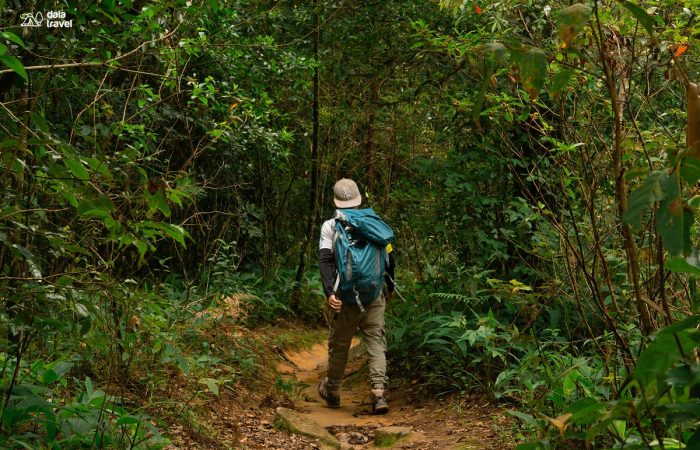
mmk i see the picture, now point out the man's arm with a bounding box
[320,248,335,297]
[319,219,341,312]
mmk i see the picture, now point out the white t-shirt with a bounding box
[319,218,336,251]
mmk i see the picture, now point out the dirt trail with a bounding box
[276,338,512,449]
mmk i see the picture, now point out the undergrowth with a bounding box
[386,260,700,449]
[0,266,323,449]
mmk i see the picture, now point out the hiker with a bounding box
[317,178,395,415]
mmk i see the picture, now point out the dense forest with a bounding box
[2,0,700,448]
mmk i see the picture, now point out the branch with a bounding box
[0,28,179,76]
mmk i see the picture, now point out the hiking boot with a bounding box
[371,389,389,415]
[318,378,340,408]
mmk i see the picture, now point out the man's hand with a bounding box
[386,290,394,301]
[328,294,342,313]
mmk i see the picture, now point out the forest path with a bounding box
[275,336,511,449]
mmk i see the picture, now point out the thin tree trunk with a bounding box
[593,2,652,335]
[291,0,321,310]
[365,80,379,193]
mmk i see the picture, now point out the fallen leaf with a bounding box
[545,413,572,437]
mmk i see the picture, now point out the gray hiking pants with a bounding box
[326,295,387,393]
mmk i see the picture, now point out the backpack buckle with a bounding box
[353,286,365,313]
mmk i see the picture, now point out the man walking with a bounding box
[317,178,394,414]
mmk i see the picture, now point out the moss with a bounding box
[374,434,399,447]
[373,428,410,447]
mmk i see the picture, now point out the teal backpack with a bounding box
[332,208,393,310]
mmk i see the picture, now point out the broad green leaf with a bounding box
[0,138,17,148]
[518,47,547,100]
[74,303,89,317]
[134,239,148,259]
[0,54,27,81]
[56,276,72,286]
[10,243,34,260]
[549,68,574,96]
[65,244,92,256]
[64,157,90,181]
[623,171,664,232]
[1,31,26,48]
[681,157,700,185]
[63,192,79,207]
[145,190,171,217]
[656,315,700,337]
[116,415,141,425]
[690,195,700,210]
[556,3,592,47]
[439,0,462,12]
[656,171,691,256]
[508,410,538,427]
[79,317,92,336]
[48,160,69,179]
[483,41,508,65]
[665,365,693,387]
[199,377,220,396]
[104,216,121,232]
[634,334,675,386]
[585,401,633,444]
[666,256,700,277]
[0,55,29,81]
[84,377,94,398]
[620,1,655,40]
[634,323,699,387]
[30,111,48,132]
[42,361,73,384]
[83,156,113,179]
[11,157,26,177]
[565,397,604,425]
[176,354,190,375]
[77,197,115,219]
[611,420,626,439]
[42,369,60,384]
[161,223,188,247]
[658,401,700,423]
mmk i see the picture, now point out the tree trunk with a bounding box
[365,80,379,193]
[291,0,321,311]
[593,2,652,335]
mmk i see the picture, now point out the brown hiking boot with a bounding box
[371,388,389,414]
[318,378,340,408]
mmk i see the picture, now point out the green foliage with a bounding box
[0,0,698,446]
[0,370,168,449]
[623,163,694,258]
[516,47,548,100]
[620,1,657,39]
[385,1,700,447]
[515,317,700,448]
[556,3,592,47]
